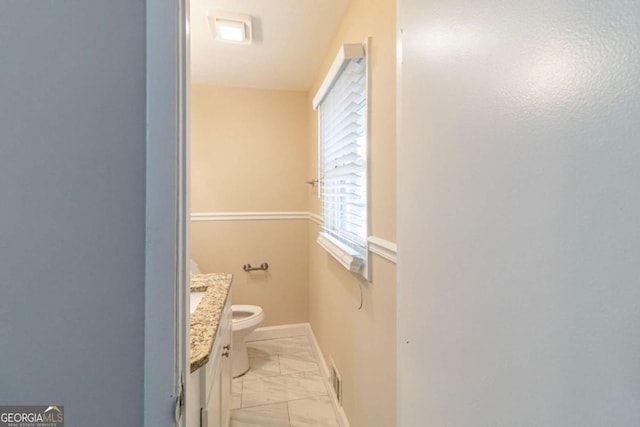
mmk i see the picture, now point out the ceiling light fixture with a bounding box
[208,12,253,44]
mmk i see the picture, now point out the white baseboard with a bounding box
[307,326,331,380]
[244,322,351,427]
[245,323,310,342]
[306,326,351,427]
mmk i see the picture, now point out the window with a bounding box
[313,42,369,277]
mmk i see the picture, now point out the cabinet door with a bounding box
[219,297,232,426]
[186,369,201,427]
[202,294,232,427]
[202,358,222,427]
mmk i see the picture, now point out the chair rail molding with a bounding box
[367,236,397,264]
[191,211,309,221]
[191,211,326,224]
[190,212,397,264]
[307,212,323,225]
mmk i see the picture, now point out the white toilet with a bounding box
[231,304,264,377]
[190,259,264,377]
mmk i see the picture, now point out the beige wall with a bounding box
[190,85,309,326]
[192,220,309,327]
[191,85,309,212]
[307,0,397,426]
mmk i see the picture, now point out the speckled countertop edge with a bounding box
[190,273,232,373]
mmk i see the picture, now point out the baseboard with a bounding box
[245,323,309,342]
[245,322,351,427]
[306,326,351,427]
[306,325,330,379]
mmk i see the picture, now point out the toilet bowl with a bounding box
[231,304,264,377]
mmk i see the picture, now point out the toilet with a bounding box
[231,304,264,377]
[190,259,264,377]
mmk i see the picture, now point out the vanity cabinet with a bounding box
[187,292,232,427]
[201,293,232,427]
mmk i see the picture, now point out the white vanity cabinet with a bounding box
[187,292,232,427]
[218,299,233,427]
[201,294,232,427]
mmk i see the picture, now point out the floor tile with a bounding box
[246,345,272,360]
[288,396,339,427]
[241,371,328,408]
[241,354,280,380]
[231,336,341,427]
[232,378,243,410]
[230,402,290,427]
[279,351,319,375]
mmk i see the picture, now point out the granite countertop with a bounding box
[190,272,232,373]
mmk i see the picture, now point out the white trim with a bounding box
[245,323,310,342]
[306,326,331,380]
[189,212,396,266]
[314,38,371,282]
[308,212,323,225]
[245,323,350,427]
[307,326,351,427]
[368,236,398,264]
[190,211,324,224]
[191,211,309,221]
[363,36,373,281]
[317,232,364,272]
[313,43,366,109]
[145,0,188,426]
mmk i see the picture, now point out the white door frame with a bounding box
[145,0,189,426]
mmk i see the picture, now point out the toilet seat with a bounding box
[231,305,264,332]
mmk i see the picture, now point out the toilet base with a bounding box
[230,304,264,378]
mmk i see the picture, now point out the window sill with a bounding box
[316,232,364,273]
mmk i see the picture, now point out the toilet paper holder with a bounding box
[243,262,269,272]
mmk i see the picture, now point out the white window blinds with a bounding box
[316,52,368,271]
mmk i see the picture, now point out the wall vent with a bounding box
[329,358,343,405]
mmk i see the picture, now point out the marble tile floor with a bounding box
[231,335,340,427]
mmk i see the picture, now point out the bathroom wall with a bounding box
[307,0,397,426]
[397,0,640,425]
[190,85,309,326]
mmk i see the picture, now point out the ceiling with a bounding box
[190,0,351,91]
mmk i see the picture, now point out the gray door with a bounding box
[145,0,190,426]
[397,0,640,425]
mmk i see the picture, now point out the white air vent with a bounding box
[329,358,343,405]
